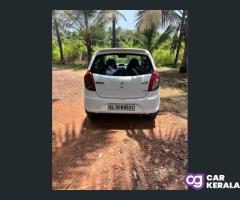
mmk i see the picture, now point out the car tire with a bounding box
[86,111,97,120]
[147,111,158,120]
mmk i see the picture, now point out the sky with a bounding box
[114,10,136,30]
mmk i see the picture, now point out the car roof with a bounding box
[95,48,150,55]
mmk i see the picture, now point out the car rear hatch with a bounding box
[89,52,155,99]
[93,74,151,99]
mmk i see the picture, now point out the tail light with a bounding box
[84,70,96,91]
[148,71,160,91]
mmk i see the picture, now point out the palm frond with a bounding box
[136,10,180,31]
[63,10,85,31]
[154,24,176,49]
[116,10,127,22]
[136,10,162,32]
[170,25,180,53]
[162,10,180,27]
[98,10,127,24]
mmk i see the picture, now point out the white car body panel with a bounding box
[84,48,160,115]
[93,74,151,99]
[84,89,160,114]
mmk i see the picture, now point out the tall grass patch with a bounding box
[152,49,175,67]
[52,40,87,64]
[153,49,183,67]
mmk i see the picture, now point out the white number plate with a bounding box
[108,104,135,111]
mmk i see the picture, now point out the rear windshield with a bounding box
[90,53,153,76]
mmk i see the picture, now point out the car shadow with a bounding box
[88,114,156,130]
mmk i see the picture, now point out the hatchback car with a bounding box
[84,48,160,119]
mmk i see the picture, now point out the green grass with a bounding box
[52,63,87,71]
[52,40,87,63]
[152,48,183,68]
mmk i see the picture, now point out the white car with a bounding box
[84,48,160,120]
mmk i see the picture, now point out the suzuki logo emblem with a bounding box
[120,82,124,88]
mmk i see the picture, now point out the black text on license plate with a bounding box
[108,104,135,111]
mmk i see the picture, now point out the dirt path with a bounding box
[52,68,188,190]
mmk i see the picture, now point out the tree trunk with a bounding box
[53,18,65,64]
[112,19,116,48]
[86,35,93,65]
[87,45,92,65]
[174,11,186,67]
[179,38,187,73]
[179,10,188,74]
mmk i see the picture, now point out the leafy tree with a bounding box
[117,29,138,48]
[92,27,110,47]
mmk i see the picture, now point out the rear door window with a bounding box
[90,54,153,76]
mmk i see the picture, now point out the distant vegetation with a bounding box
[52,10,188,73]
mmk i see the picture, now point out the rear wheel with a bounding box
[86,111,97,120]
[147,111,158,120]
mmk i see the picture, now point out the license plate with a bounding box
[108,103,135,111]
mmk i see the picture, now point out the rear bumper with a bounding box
[84,89,160,114]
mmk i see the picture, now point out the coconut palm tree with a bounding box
[179,10,188,73]
[170,10,188,72]
[99,10,127,47]
[64,10,106,64]
[136,10,188,73]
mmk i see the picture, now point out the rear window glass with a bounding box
[90,53,153,76]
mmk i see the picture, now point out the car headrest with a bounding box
[127,58,139,69]
[106,58,117,69]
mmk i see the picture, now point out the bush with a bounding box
[52,42,60,63]
[52,40,87,64]
[152,49,175,67]
[64,40,86,63]
[152,48,184,67]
